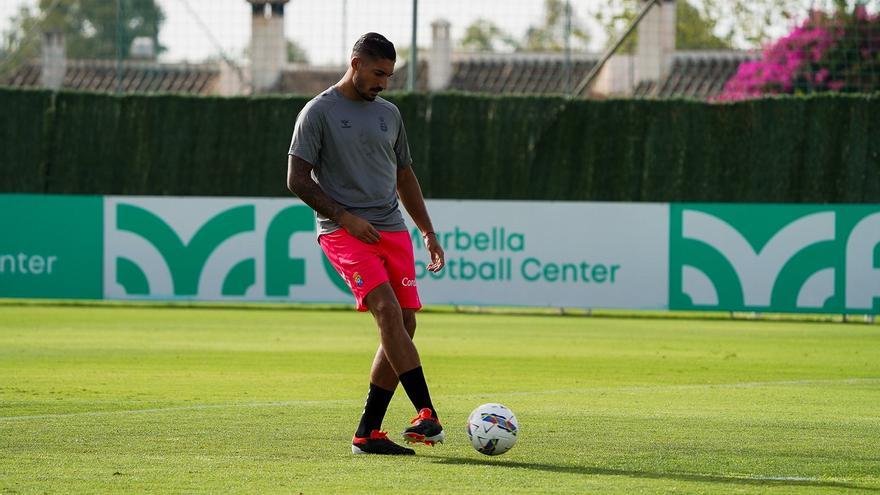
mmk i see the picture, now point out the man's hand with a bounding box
[423,232,445,272]
[339,211,381,244]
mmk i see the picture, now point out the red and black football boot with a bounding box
[402,408,445,446]
[352,430,415,455]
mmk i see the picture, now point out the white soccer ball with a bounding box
[466,403,518,456]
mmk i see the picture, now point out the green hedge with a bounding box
[0,88,53,192]
[1,88,878,202]
[45,92,308,196]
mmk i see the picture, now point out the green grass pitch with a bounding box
[1,304,879,494]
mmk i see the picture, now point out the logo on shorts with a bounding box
[401,277,416,287]
[379,116,388,132]
[353,272,364,287]
[341,120,352,129]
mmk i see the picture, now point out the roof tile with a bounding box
[1,59,219,94]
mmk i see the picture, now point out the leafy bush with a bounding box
[718,6,880,100]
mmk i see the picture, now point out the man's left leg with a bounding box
[354,309,417,438]
[366,309,417,389]
[351,308,419,455]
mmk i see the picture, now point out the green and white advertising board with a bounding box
[0,195,103,299]
[102,197,332,302]
[403,200,668,309]
[1,194,878,314]
[669,204,880,314]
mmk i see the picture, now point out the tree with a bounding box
[459,1,589,53]
[697,0,812,47]
[2,6,42,64]
[677,1,732,49]
[460,18,520,52]
[287,39,309,63]
[2,0,165,62]
[522,0,589,52]
[591,0,733,53]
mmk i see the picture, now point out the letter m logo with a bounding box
[104,198,257,299]
[669,204,842,313]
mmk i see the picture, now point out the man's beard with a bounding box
[356,83,381,101]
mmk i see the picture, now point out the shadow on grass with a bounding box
[428,456,878,491]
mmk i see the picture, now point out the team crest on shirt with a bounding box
[341,120,352,129]
[353,272,364,287]
[379,116,388,132]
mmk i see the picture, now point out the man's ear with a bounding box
[351,56,361,71]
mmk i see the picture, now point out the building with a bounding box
[0,0,754,100]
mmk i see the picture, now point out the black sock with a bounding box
[398,366,437,420]
[355,383,394,438]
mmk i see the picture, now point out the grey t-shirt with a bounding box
[288,86,413,235]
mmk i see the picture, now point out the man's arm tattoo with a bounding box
[289,157,346,223]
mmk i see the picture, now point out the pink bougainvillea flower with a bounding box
[716,6,877,101]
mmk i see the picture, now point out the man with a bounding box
[287,33,445,456]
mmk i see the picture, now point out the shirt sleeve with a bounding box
[394,115,413,169]
[288,103,323,167]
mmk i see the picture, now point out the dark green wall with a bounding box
[1,89,53,193]
[2,88,878,202]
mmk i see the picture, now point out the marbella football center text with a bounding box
[411,227,621,284]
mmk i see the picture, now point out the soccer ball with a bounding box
[466,403,518,456]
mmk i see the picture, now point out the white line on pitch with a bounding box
[746,476,821,482]
[0,399,356,422]
[516,377,880,395]
[2,377,878,422]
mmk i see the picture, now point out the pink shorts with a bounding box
[319,229,422,312]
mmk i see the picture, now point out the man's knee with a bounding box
[402,310,417,338]
[367,285,402,320]
[372,300,402,322]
